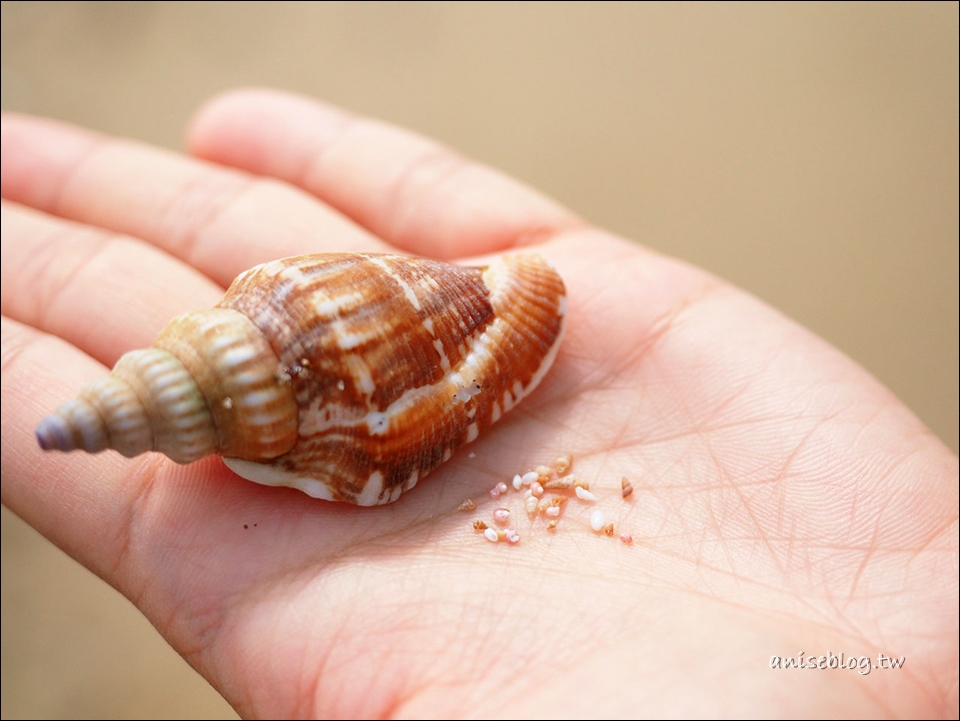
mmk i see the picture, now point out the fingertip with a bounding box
[185,87,265,155]
[186,87,350,177]
[185,87,267,163]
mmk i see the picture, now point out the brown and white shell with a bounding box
[35,253,567,505]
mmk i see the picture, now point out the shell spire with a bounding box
[36,253,567,505]
[35,308,300,463]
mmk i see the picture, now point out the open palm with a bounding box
[2,90,956,718]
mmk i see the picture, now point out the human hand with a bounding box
[2,90,956,718]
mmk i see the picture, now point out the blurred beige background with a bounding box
[2,2,956,718]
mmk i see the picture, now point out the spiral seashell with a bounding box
[35,253,567,505]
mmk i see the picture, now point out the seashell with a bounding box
[35,253,567,505]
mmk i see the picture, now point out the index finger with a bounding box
[0,113,390,288]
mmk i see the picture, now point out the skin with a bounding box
[1,89,957,719]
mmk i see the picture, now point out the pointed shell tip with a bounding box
[36,416,63,452]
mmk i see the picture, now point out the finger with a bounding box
[0,314,148,581]
[1,113,390,288]
[2,314,310,619]
[1,200,222,365]
[188,88,583,260]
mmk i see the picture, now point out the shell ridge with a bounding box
[270,256,563,503]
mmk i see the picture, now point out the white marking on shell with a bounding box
[76,377,149,455]
[404,469,419,491]
[343,354,376,395]
[466,423,479,443]
[453,378,481,403]
[366,411,390,436]
[213,340,257,371]
[356,471,385,506]
[237,388,284,411]
[299,399,365,435]
[277,260,308,284]
[433,338,452,372]
[60,400,108,451]
[371,256,422,310]
[335,327,378,351]
[313,290,366,318]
